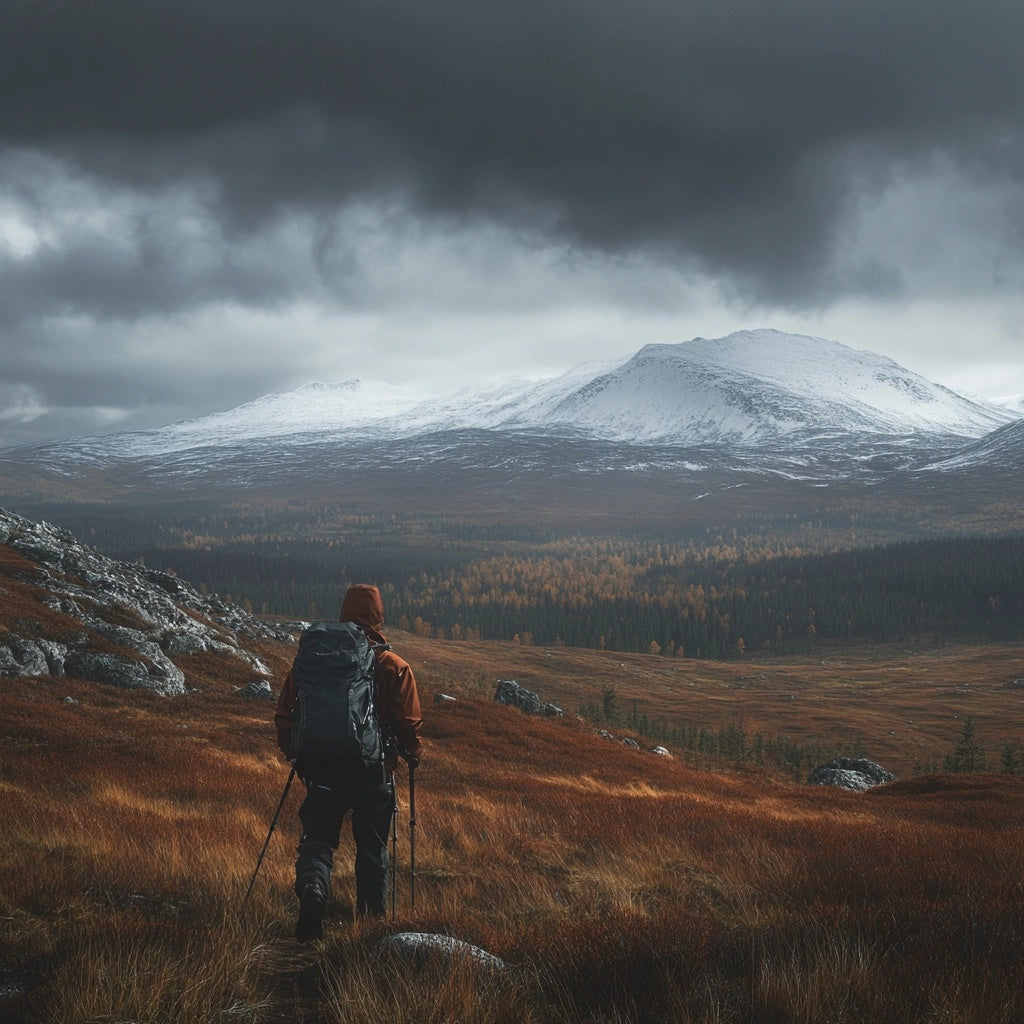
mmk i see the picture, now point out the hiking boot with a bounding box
[294,884,326,942]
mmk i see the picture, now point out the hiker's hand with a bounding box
[403,753,420,771]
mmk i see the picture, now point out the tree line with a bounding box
[113,529,1024,658]
[586,690,1024,780]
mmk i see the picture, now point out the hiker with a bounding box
[274,583,423,941]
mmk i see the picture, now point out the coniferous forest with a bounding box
[40,503,1024,659]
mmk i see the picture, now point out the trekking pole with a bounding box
[390,776,398,920]
[243,765,296,905]
[408,765,417,911]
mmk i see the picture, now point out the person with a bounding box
[274,583,423,941]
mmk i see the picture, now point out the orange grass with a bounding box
[4,669,1024,1022]
[395,631,1024,777]
[2,598,1023,1020]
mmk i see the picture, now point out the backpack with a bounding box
[289,620,384,768]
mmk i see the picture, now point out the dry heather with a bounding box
[2,601,1023,1021]
[394,628,1024,777]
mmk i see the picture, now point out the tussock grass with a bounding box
[3,628,1024,1021]
[317,937,537,1024]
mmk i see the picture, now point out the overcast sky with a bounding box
[2,0,1023,449]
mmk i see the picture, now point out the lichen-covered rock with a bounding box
[807,757,895,792]
[0,636,71,677]
[237,678,274,700]
[1,637,50,677]
[87,621,186,692]
[377,932,508,972]
[63,651,183,695]
[493,678,562,716]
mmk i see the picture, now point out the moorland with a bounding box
[3,557,1023,1021]
[2,467,1023,1022]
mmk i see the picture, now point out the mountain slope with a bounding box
[922,418,1024,472]
[0,331,1016,507]
[517,331,1011,441]
[15,330,1013,459]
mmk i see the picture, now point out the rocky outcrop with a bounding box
[493,679,563,716]
[807,757,895,792]
[1,506,295,696]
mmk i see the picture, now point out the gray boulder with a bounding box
[807,757,895,792]
[236,678,274,701]
[88,622,186,692]
[493,679,562,716]
[377,932,508,972]
[0,636,70,678]
[63,651,185,697]
[0,637,51,677]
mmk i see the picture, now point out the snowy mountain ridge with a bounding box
[527,331,1010,441]
[2,331,1018,503]
[992,393,1024,416]
[73,330,1014,459]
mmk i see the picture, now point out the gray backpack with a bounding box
[290,621,384,768]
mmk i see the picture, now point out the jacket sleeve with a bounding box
[379,654,423,759]
[274,669,296,756]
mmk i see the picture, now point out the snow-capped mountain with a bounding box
[112,379,433,456]
[0,331,1017,500]
[200,330,1013,445]
[516,331,1010,441]
[36,330,1014,461]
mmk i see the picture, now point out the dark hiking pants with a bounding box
[294,764,393,917]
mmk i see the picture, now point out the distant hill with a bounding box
[0,330,1018,515]
[922,418,1024,473]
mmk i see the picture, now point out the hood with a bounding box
[341,584,386,632]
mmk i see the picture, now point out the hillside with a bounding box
[3,508,1024,1022]
[2,504,1021,776]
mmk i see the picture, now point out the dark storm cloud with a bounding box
[4,0,1022,307]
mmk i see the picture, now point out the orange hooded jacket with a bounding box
[274,584,423,764]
